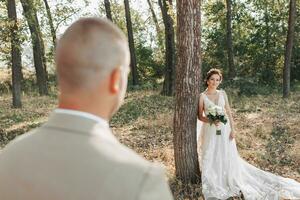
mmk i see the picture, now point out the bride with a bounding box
[197,68,300,200]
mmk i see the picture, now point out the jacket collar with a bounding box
[41,111,118,143]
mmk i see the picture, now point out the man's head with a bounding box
[55,18,130,119]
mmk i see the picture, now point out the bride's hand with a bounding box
[229,130,235,140]
[203,117,210,123]
[214,120,220,126]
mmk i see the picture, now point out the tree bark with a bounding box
[20,0,48,95]
[6,0,22,108]
[43,0,56,49]
[104,0,112,21]
[226,0,235,79]
[147,0,164,49]
[174,0,201,184]
[159,0,175,96]
[264,3,271,70]
[283,0,296,98]
[124,0,138,85]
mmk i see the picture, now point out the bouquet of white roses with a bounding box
[207,105,228,135]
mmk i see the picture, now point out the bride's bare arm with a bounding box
[223,91,236,136]
[198,94,210,123]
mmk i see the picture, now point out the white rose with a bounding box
[208,105,216,116]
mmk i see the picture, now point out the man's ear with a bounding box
[109,68,121,94]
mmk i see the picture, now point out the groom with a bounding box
[0,18,173,200]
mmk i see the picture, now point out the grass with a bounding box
[0,88,299,199]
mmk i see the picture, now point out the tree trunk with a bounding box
[147,0,164,49]
[283,0,296,98]
[159,0,175,96]
[124,0,138,85]
[6,0,22,108]
[20,0,48,95]
[226,0,235,79]
[174,0,201,184]
[104,0,112,21]
[264,3,270,70]
[43,0,56,49]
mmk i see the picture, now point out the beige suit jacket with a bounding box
[0,112,174,200]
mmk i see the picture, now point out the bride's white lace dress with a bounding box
[197,90,300,200]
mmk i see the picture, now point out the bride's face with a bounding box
[207,74,221,89]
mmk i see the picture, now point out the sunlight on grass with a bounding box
[1,89,299,199]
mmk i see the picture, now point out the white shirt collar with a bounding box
[54,108,109,128]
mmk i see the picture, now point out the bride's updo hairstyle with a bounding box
[205,68,223,87]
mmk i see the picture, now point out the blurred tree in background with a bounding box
[0,0,299,104]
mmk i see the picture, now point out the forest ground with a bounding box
[0,85,299,200]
